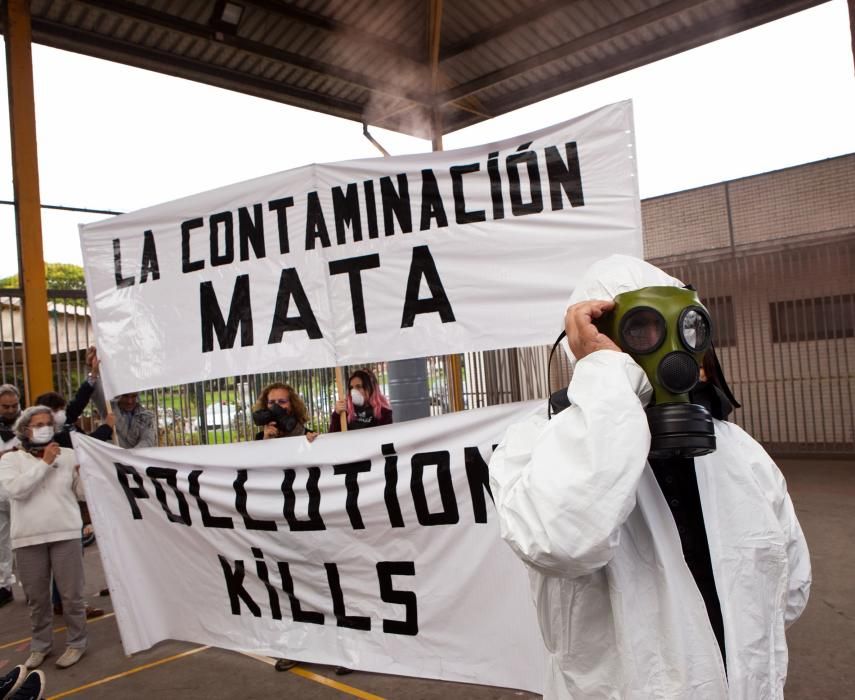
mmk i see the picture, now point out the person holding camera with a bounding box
[251,383,317,443]
[251,382,316,674]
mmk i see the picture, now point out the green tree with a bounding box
[0,262,85,291]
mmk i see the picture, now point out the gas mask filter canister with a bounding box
[595,286,716,458]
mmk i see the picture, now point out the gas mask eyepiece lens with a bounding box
[619,307,666,354]
[679,307,711,352]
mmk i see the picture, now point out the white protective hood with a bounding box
[567,254,683,307]
[561,254,683,366]
[490,255,811,699]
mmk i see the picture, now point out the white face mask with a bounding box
[350,388,365,407]
[53,409,67,429]
[30,425,55,445]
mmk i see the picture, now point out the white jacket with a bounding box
[0,447,84,549]
[490,348,811,700]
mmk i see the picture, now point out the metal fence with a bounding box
[656,233,855,455]
[1,288,96,398]
[2,234,853,455]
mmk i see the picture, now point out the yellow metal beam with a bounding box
[428,0,463,412]
[446,354,464,412]
[5,0,53,401]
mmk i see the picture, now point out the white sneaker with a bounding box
[23,652,48,670]
[55,646,85,669]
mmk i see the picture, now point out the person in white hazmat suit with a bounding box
[488,255,810,699]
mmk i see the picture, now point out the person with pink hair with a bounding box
[328,369,393,433]
[323,368,392,676]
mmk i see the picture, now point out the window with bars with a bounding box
[769,294,855,342]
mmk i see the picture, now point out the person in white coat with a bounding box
[0,406,88,670]
[489,255,810,700]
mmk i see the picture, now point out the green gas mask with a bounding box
[595,286,716,458]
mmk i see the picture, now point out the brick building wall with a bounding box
[643,153,855,259]
[642,153,855,453]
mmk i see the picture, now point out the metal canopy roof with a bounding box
[18,0,827,139]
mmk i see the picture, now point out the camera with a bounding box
[252,404,298,435]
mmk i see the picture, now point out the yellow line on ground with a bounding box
[46,645,210,699]
[289,667,387,700]
[238,652,386,700]
[0,613,116,650]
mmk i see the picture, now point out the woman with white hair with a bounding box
[0,406,88,670]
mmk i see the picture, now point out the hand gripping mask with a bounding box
[596,285,716,458]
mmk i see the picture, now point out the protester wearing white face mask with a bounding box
[0,406,88,671]
[33,387,110,621]
[328,369,393,433]
[34,347,115,449]
[322,368,392,677]
[33,389,114,449]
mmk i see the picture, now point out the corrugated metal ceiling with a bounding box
[11,0,828,139]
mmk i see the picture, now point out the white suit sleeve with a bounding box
[730,426,811,627]
[778,486,811,627]
[489,350,652,578]
[0,454,52,500]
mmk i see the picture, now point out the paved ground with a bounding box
[1,457,851,699]
[775,458,855,700]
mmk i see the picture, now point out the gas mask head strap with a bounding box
[683,283,740,409]
[705,344,741,409]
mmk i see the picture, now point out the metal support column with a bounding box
[4,0,52,401]
[849,0,855,77]
[387,358,431,422]
[428,0,464,413]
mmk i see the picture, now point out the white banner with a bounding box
[80,101,641,397]
[74,402,546,692]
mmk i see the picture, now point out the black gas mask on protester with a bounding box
[252,403,298,435]
[594,286,716,458]
[547,285,739,459]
